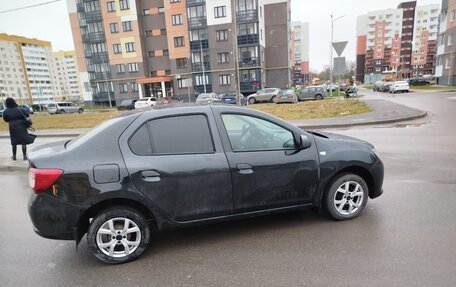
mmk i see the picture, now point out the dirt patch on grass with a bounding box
[249,99,372,120]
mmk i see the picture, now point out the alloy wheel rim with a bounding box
[96,217,141,258]
[333,181,364,215]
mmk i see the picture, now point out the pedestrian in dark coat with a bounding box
[2,98,36,160]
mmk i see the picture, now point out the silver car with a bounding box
[247,88,281,104]
[274,89,298,104]
[196,93,220,105]
[298,86,326,100]
[48,102,84,114]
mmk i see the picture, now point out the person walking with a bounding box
[2,98,36,160]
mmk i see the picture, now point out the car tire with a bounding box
[270,96,276,103]
[60,109,66,113]
[78,108,84,114]
[315,95,323,100]
[248,97,256,104]
[87,206,151,264]
[323,173,368,221]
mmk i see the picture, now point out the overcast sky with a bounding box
[0,0,442,72]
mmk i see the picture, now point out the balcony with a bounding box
[188,17,207,29]
[81,10,103,23]
[82,31,106,43]
[192,62,210,72]
[187,0,205,6]
[190,39,209,51]
[91,52,109,64]
[95,72,111,80]
[239,57,259,68]
[237,10,258,22]
[237,34,259,46]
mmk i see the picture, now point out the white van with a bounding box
[48,102,84,114]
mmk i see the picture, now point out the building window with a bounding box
[131,82,138,92]
[116,64,125,73]
[143,9,150,15]
[176,58,188,69]
[172,14,183,25]
[219,74,231,85]
[107,1,116,12]
[110,23,119,33]
[165,70,171,75]
[150,71,157,77]
[217,52,229,64]
[174,37,184,47]
[161,29,167,35]
[170,0,181,3]
[125,42,136,53]
[216,30,228,41]
[148,51,155,57]
[163,49,169,56]
[177,78,187,88]
[128,63,139,72]
[446,57,451,69]
[119,0,129,10]
[145,30,153,37]
[119,83,128,93]
[214,6,226,18]
[448,34,454,46]
[122,21,132,32]
[113,44,122,54]
[158,7,165,13]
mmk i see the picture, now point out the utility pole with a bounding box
[200,39,207,94]
[231,0,241,105]
[105,70,112,108]
[330,15,334,98]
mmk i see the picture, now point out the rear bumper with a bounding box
[28,193,85,240]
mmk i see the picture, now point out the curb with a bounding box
[0,165,28,173]
[295,111,428,130]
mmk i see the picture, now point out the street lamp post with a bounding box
[105,70,112,108]
[330,14,345,98]
[200,39,207,94]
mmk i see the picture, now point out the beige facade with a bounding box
[52,51,84,102]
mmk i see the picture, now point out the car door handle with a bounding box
[236,164,253,175]
[141,170,161,182]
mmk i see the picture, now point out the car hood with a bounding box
[309,131,374,148]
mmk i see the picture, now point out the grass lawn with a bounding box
[411,85,456,90]
[0,99,372,131]
[250,99,372,121]
[0,111,120,131]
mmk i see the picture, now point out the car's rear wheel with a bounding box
[87,206,150,264]
[315,94,323,100]
[323,174,368,221]
[78,108,84,114]
[270,95,276,102]
[249,97,256,104]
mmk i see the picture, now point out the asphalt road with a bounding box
[1,90,455,286]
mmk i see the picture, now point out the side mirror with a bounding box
[300,134,312,150]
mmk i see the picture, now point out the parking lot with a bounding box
[1,90,455,286]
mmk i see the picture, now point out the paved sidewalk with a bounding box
[0,97,427,172]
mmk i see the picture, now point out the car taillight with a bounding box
[28,168,64,194]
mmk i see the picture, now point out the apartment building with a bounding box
[52,51,84,102]
[357,1,440,84]
[291,21,310,85]
[67,0,291,105]
[0,34,55,105]
[435,0,456,86]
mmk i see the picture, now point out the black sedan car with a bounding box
[116,99,137,111]
[28,105,384,264]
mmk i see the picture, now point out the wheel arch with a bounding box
[315,165,376,206]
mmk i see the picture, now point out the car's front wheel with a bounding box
[87,206,150,264]
[323,174,368,221]
[248,97,256,104]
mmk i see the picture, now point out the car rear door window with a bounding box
[129,114,215,156]
[221,114,296,151]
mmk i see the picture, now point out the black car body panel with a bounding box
[28,105,384,243]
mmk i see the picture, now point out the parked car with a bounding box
[246,88,281,104]
[274,89,298,104]
[389,81,410,93]
[134,97,157,109]
[373,81,384,92]
[298,86,326,100]
[0,106,4,117]
[155,96,183,106]
[408,78,430,86]
[19,104,34,114]
[47,102,83,114]
[117,99,137,111]
[380,82,394,92]
[218,93,247,106]
[196,93,220,105]
[28,104,384,264]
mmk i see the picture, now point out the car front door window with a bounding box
[221,114,295,151]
